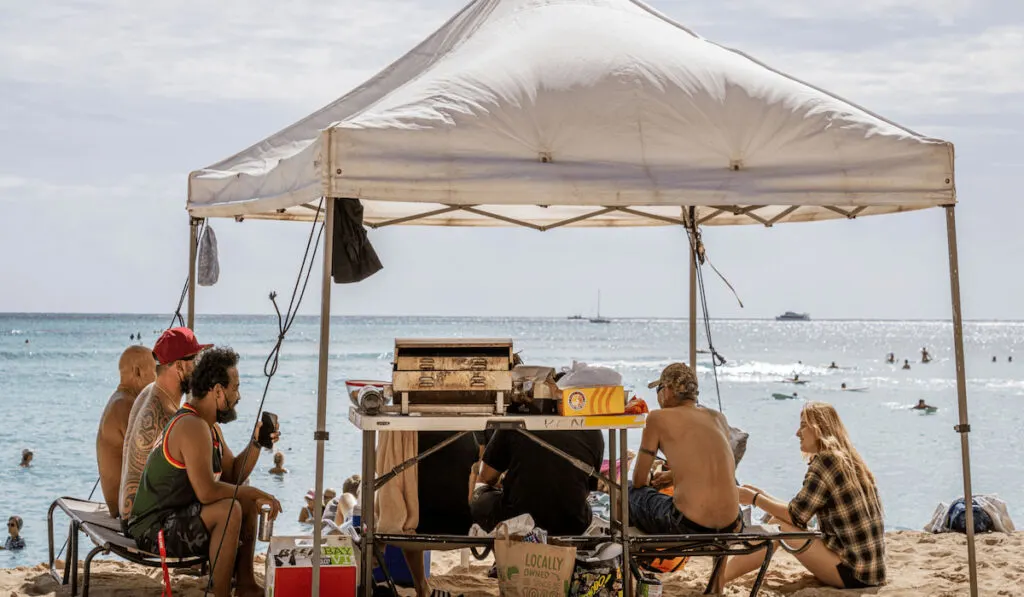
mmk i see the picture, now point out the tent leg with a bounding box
[945,205,978,597]
[689,237,697,370]
[312,198,335,597]
[187,218,199,329]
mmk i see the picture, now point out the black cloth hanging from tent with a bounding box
[331,198,383,284]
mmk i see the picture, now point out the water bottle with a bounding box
[351,504,361,531]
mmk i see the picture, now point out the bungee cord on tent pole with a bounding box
[203,198,325,597]
[683,213,741,414]
[169,219,207,330]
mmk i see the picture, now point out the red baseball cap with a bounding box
[153,327,213,365]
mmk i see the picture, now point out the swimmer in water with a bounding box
[886,352,895,364]
[902,360,911,370]
[921,347,931,363]
[911,399,935,411]
[841,383,847,390]
[828,362,838,369]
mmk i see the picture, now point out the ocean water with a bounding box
[2,313,1023,565]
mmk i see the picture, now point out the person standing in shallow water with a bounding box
[96,346,157,516]
[1,516,25,550]
[19,450,32,468]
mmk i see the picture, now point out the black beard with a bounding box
[179,376,191,396]
[216,407,238,424]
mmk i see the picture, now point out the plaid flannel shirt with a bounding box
[788,451,886,586]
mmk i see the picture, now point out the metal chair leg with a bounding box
[749,542,776,597]
[69,521,80,595]
[82,545,105,597]
[704,556,726,594]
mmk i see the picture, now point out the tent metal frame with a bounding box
[184,198,977,597]
[237,202,882,229]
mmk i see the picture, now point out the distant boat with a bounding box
[590,290,610,324]
[776,311,810,321]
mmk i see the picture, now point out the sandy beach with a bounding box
[1,531,1017,596]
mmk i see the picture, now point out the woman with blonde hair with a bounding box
[723,402,886,589]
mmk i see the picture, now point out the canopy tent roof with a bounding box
[187,0,956,228]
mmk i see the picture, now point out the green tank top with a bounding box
[127,404,223,535]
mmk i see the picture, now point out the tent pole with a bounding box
[311,198,335,597]
[688,209,697,371]
[187,218,198,329]
[689,238,697,369]
[944,205,978,597]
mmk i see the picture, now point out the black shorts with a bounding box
[628,484,742,535]
[133,502,210,558]
[836,563,870,589]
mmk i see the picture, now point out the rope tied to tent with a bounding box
[204,198,326,597]
[685,214,729,413]
[168,219,207,329]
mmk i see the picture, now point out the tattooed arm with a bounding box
[118,394,174,519]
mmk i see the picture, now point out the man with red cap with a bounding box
[119,327,211,522]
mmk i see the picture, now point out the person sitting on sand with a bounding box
[126,347,281,597]
[472,426,603,536]
[912,399,935,411]
[19,449,32,468]
[723,402,886,590]
[268,451,287,475]
[886,352,895,364]
[828,361,838,369]
[1,516,25,550]
[902,359,911,370]
[630,363,742,592]
[119,327,211,522]
[96,346,157,516]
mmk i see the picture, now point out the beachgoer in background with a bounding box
[1010,356,1014,363]
[96,345,157,517]
[323,487,337,508]
[841,383,847,390]
[921,347,931,363]
[629,363,741,595]
[1,517,25,550]
[992,356,997,363]
[886,353,895,364]
[298,489,316,523]
[912,399,935,411]
[324,475,360,526]
[127,346,281,597]
[119,327,211,521]
[723,402,886,590]
[828,362,838,369]
[268,451,287,475]
[19,449,32,468]
[902,359,911,370]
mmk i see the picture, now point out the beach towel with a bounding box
[374,431,419,534]
[331,198,383,284]
[197,224,220,286]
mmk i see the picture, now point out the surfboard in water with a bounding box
[842,387,868,392]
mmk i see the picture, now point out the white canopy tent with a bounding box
[185,0,977,595]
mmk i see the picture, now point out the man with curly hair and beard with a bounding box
[119,328,211,522]
[127,346,281,597]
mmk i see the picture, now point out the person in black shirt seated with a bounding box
[471,429,604,535]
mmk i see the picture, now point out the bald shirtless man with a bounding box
[631,363,741,590]
[119,327,211,522]
[95,346,156,516]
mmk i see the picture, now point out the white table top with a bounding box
[348,407,647,431]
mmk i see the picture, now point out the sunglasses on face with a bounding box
[656,384,664,393]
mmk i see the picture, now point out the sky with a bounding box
[1,0,1022,320]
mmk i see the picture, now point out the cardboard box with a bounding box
[265,535,357,597]
[558,386,626,416]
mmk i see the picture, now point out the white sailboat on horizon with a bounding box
[589,290,610,324]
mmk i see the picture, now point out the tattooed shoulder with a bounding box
[119,395,175,518]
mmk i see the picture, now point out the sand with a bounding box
[2,531,1020,596]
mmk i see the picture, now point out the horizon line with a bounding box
[0,312,1019,323]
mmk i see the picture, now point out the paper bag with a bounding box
[494,524,576,597]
